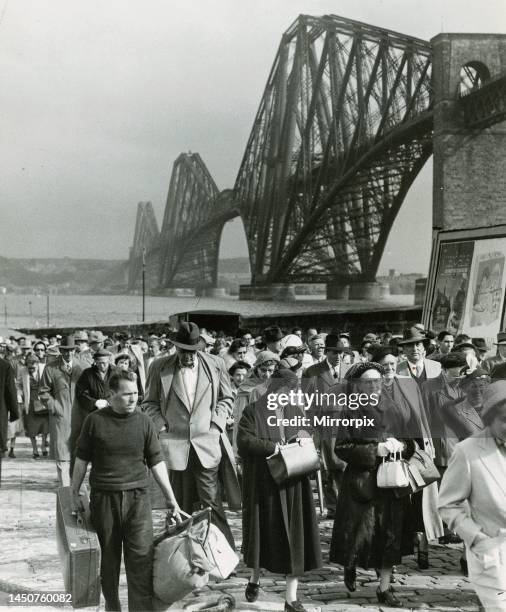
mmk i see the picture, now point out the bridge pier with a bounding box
[348,281,390,300]
[195,287,228,298]
[326,283,350,300]
[239,284,297,301]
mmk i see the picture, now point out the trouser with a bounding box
[56,460,70,487]
[170,446,235,550]
[90,488,153,612]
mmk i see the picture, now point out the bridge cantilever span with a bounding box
[128,16,506,297]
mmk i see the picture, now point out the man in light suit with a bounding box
[396,327,441,383]
[438,380,506,611]
[303,335,348,518]
[142,322,235,548]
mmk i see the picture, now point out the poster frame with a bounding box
[422,224,506,332]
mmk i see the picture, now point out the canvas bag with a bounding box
[152,509,213,605]
[205,523,239,579]
[266,406,320,485]
[377,451,410,489]
[394,442,440,497]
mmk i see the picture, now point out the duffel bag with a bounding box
[153,509,213,605]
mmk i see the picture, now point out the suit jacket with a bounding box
[141,352,233,470]
[397,357,441,379]
[438,433,506,548]
[0,357,19,451]
[16,365,45,413]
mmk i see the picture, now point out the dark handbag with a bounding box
[33,398,49,416]
[266,406,320,484]
[394,444,440,498]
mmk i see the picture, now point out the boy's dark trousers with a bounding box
[90,488,153,612]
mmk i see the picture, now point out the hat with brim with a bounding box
[440,352,468,369]
[89,331,105,344]
[253,350,281,368]
[453,342,476,352]
[59,335,76,350]
[200,332,215,346]
[325,334,347,351]
[397,327,430,346]
[472,338,489,352]
[168,322,201,351]
[263,326,283,343]
[494,332,506,345]
[94,348,112,360]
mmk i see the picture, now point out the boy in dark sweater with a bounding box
[71,370,181,612]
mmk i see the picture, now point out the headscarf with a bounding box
[344,361,384,380]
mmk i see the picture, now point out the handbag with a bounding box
[33,398,49,416]
[376,451,410,489]
[394,443,440,497]
[266,406,320,484]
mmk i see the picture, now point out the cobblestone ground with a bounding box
[0,437,482,612]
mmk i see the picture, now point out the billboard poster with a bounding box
[461,237,506,341]
[430,241,474,334]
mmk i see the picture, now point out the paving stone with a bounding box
[0,437,485,611]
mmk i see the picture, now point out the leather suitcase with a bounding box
[55,486,101,608]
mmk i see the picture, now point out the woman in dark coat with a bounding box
[329,362,415,608]
[237,369,322,612]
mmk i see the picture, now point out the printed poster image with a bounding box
[461,238,506,341]
[430,241,474,334]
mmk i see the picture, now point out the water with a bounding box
[0,293,415,331]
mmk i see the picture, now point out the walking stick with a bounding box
[315,469,325,515]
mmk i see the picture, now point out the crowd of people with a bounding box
[0,321,505,611]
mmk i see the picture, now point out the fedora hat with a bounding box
[324,334,347,351]
[472,338,489,352]
[74,330,89,342]
[494,332,506,345]
[169,322,201,351]
[397,327,429,346]
[59,335,76,350]
[263,325,283,343]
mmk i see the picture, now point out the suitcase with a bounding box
[55,486,101,608]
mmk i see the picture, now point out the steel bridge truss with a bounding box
[127,201,160,291]
[235,14,434,283]
[158,153,238,288]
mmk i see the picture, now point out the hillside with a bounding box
[0,257,127,294]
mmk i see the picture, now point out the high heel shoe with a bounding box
[245,582,259,603]
[377,586,403,607]
[344,566,356,592]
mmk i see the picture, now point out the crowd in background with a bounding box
[0,321,505,611]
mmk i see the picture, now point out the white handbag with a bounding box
[377,451,410,489]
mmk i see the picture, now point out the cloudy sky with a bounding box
[0,0,504,274]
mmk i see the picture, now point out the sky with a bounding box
[0,0,504,275]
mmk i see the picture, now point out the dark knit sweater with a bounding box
[76,406,163,490]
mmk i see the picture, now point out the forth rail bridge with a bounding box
[127,14,506,301]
